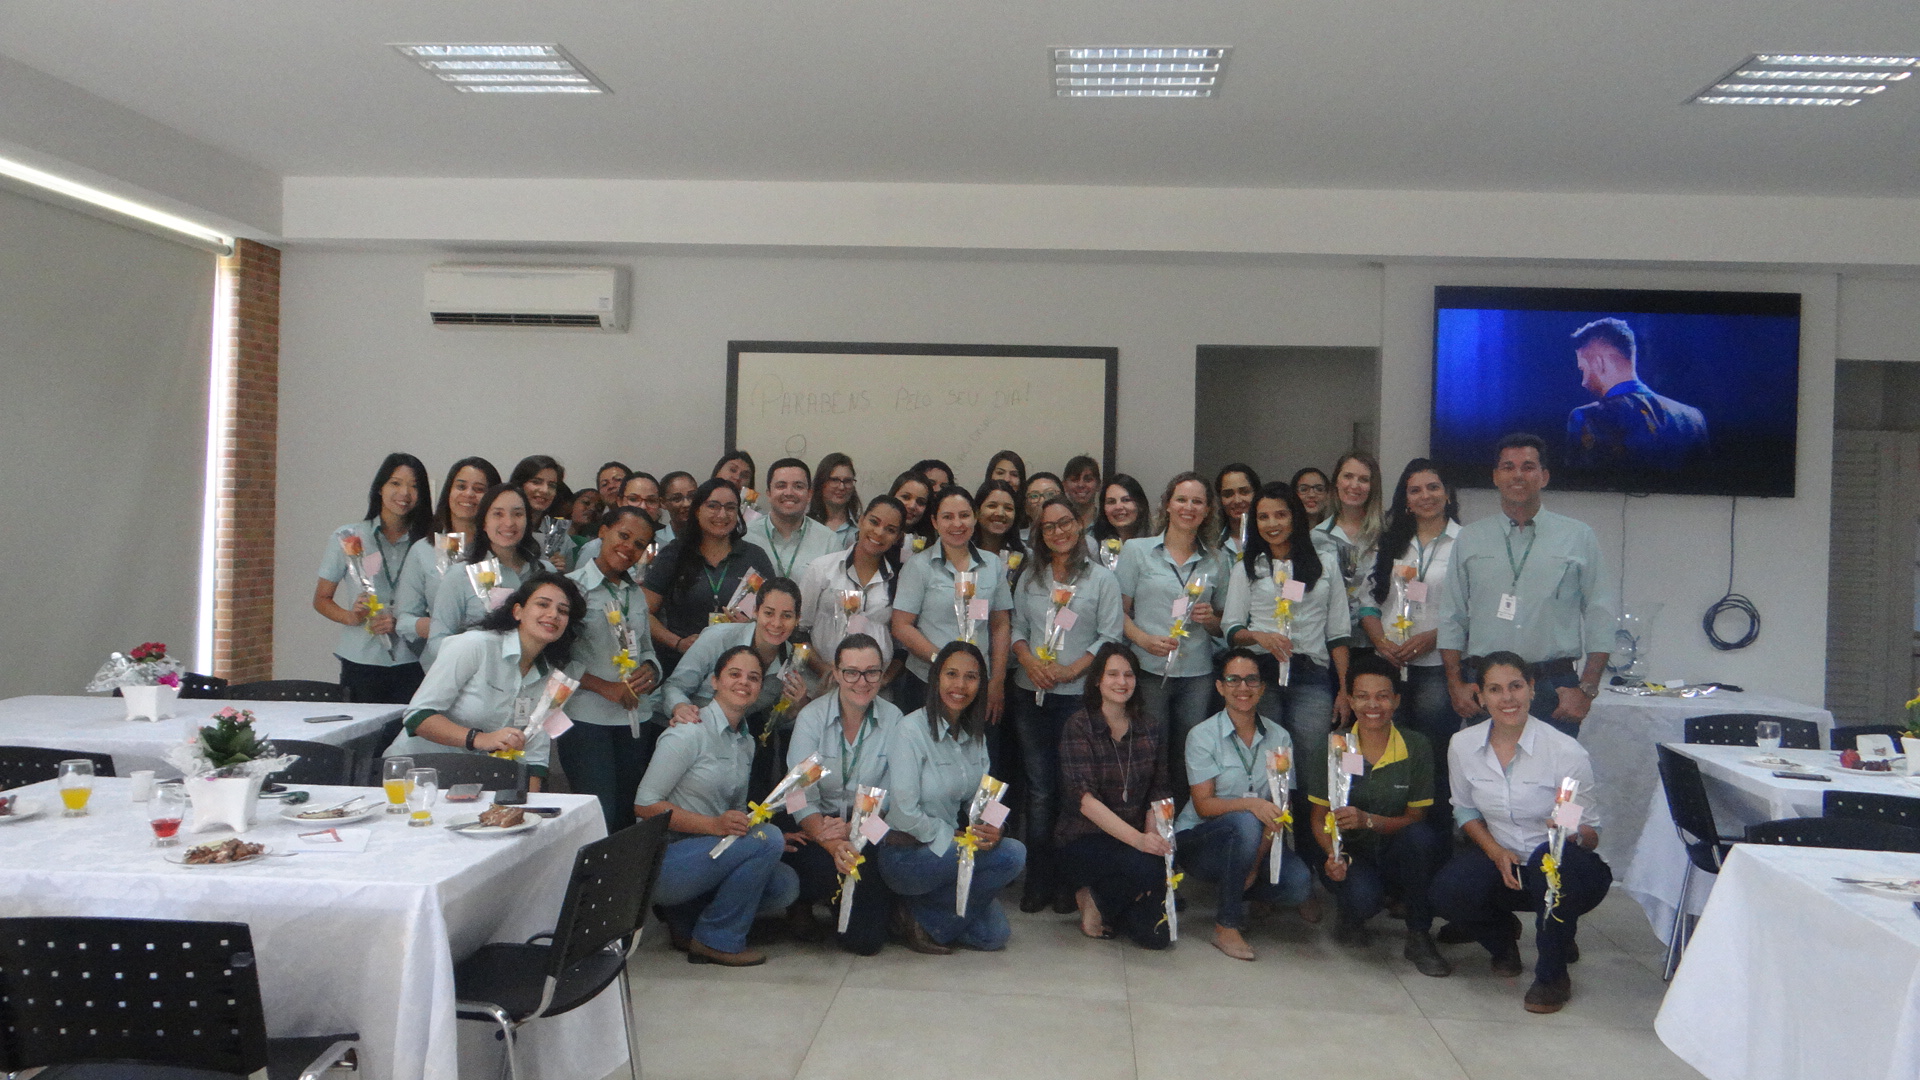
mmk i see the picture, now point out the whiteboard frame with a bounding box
[726,340,1119,478]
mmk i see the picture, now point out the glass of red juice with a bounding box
[149,783,186,846]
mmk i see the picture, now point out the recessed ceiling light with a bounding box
[1692,53,1917,105]
[391,43,609,94]
[1053,47,1230,98]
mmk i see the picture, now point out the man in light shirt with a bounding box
[744,458,841,584]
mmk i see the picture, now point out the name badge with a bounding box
[1405,581,1428,604]
[1497,593,1518,621]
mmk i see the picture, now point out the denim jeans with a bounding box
[1317,819,1447,932]
[1058,832,1172,949]
[1009,691,1080,899]
[652,826,801,953]
[1399,665,1460,826]
[554,720,656,833]
[1142,673,1218,802]
[876,837,1028,950]
[1429,840,1612,981]
[1175,810,1311,929]
[784,840,894,955]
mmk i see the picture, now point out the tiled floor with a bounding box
[608,882,1703,1080]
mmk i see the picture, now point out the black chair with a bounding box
[0,916,357,1080]
[1744,816,1920,853]
[396,752,526,791]
[347,716,407,786]
[1683,713,1820,749]
[1655,744,1741,980]
[110,671,227,700]
[455,813,670,1080]
[1824,789,1920,830]
[264,739,356,787]
[1829,725,1910,751]
[0,746,115,792]
[225,679,350,703]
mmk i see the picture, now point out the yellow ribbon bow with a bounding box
[1274,807,1293,830]
[1165,870,1184,892]
[1273,597,1293,624]
[488,748,526,761]
[745,800,776,827]
[829,852,866,905]
[1390,613,1414,637]
[1541,852,1564,922]
[363,592,386,634]
[953,829,980,855]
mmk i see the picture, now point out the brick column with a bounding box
[211,238,279,683]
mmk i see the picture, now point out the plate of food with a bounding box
[280,797,382,826]
[1835,749,1905,774]
[445,804,541,837]
[165,838,273,868]
[0,794,45,824]
[1745,754,1801,769]
[1835,875,1920,900]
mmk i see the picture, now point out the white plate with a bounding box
[164,844,273,868]
[1838,875,1920,900]
[1746,755,1800,769]
[0,797,46,824]
[1834,757,1906,775]
[281,801,383,826]
[444,813,543,838]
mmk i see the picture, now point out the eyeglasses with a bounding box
[1038,519,1078,534]
[702,500,739,514]
[838,667,885,684]
[1297,483,1328,494]
[665,493,693,505]
[826,475,856,486]
[1219,674,1262,686]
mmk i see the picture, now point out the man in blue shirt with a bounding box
[1563,318,1709,474]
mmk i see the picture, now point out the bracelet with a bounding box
[465,727,479,751]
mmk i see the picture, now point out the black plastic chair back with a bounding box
[548,814,671,983]
[348,716,408,786]
[225,679,349,703]
[0,916,267,1075]
[1824,789,1920,831]
[398,753,526,791]
[265,739,356,787]
[1683,713,1820,749]
[1656,744,1726,873]
[181,672,230,699]
[0,746,116,792]
[1745,816,1920,853]
[1829,725,1910,751]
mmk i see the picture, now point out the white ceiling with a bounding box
[1,0,1917,196]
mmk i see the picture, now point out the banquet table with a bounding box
[1656,844,1920,1080]
[0,777,625,1080]
[0,695,403,780]
[1621,744,1920,941]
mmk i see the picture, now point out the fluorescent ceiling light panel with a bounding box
[392,43,609,94]
[1692,53,1918,105]
[1053,46,1229,98]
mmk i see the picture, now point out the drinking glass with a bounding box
[405,767,438,827]
[57,759,94,817]
[1755,720,1783,753]
[149,783,186,846]
[384,757,415,814]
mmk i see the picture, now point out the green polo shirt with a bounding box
[1301,724,1434,853]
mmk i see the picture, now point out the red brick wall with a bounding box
[212,239,279,683]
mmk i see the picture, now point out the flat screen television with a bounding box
[1431,286,1801,498]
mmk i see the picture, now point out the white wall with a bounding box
[274,248,1382,679]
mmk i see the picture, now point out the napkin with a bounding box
[286,826,373,853]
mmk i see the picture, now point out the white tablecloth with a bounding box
[1579,689,1833,870]
[0,695,402,778]
[1657,844,1920,1080]
[1621,744,1920,941]
[0,778,624,1080]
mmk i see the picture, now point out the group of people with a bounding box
[317,434,1618,1013]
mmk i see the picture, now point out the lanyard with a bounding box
[371,528,407,595]
[1228,722,1261,778]
[1163,543,1199,590]
[703,556,730,610]
[601,576,633,623]
[839,700,877,787]
[1412,533,1445,582]
[1502,522,1537,587]
[762,520,804,579]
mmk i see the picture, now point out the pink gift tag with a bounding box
[1552,802,1583,830]
[541,710,573,739]
[1280,579,1307,602]
[981,800,1010,828]
[362,550,383,577]
[1170,597,1191,619]
[1341,751,1365,775]
[735,594,758,617]
[1052,608,1079,631]
[487,586,514,609]
[861,814,892,844]
[1405,581,1428,603]
[786,789,808,814]
[847,614,873,637]
[967,597,990,621]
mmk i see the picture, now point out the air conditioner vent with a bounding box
[430,311,608,327]
[424,264,627,331]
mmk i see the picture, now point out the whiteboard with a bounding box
[727,342,1116,493]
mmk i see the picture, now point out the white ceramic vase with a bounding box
[186,773,263,833]
[123,684,180,723]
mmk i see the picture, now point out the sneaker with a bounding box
[1403,931,1453,978]
[1524,974,1572,1013]
[687,939,767,967]
[1490,939,1525,979]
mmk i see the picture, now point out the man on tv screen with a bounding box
[1563,318,1708,473]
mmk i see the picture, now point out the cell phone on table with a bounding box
[304,714,354,723]
[1773,770,1830,782]
[520,806,562,817]
[492,786,527,805]
[445,783,482,802]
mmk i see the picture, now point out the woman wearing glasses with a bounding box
[809,452,861,550]
[642,478,775,673]
[1292,468,1333,529]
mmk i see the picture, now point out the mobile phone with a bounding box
[445,783,482,802]
[304,714,354,723]
[520,806,562,817]
[492,786,527,805]
[1773,770,1830,782]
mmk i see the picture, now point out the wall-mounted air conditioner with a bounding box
[424,264,627,330]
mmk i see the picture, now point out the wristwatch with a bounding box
[1578,681,1600,699]
[465,727,480,751]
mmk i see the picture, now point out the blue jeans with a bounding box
[1009,691,1080,898]
[653,826,801,953]
[1318,819,1447,932]
[1175,811,1311,929]
[1429,840,1612,981]
[1399,666,1460,826]
[1141,672,1216,802]
[876,837,1028,950]
[554,720,656,833]
[1261,654,1336,862]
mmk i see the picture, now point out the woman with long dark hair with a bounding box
[426,484,550,670]
[888,471,936,554]
[712,450,758,512]
[314,453,433,702]
[808,452,861,550]
[1062,455,1102,528]
[972,479,1026,583]
[658,470,698,544]
[1215,463,1262,560]
[984,450,1026,492]
[661,576,812,793]
[797,495,905,678]
[890,485,1014,720]
[641,477,775,671]
[1087,473,1149,569]
[508,454,571,572]
[396,456,500,672]
[1292,467,1333,528]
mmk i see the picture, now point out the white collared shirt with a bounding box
[1357,520,1462,668]
[1449,716,1600,856]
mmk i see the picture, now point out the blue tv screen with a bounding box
[1431,286,1801,498]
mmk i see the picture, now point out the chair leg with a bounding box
[498,1025,521,1080]
[617,961,643,1080]
[1663,862,1693,981]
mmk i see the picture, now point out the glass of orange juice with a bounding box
[57,758,94,817]
[405,767,438,827]
[383,756,414,814]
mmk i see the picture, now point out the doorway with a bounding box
[1193,345,1380,489]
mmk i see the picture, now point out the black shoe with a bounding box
[1403,931,1453,978]
[891,904,953,955]
[1333,919,1372,948]
[1438,910,1520,946]
[1524,974,1572,1013]
[1019,890,1051,914]
[1490,939,1525,979]
[1567,938,1581,964]
[786,902,829,943]
[1052,890,1077,916]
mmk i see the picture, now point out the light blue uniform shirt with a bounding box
[826,517,858,550]
[385,628,553,774]
[879,709,991,856]
[795,548,896,666]
[894,545,1016,681]
[566,559,663,731]
[395,535,462,655]
[1008,561,1124,695]
[1356,521,1461,669]
[745,514,841,583]
[424,553,550,672]
[635,700,756,840]
[1173,710,1294,832]
[1220,534,1352,665]
[787,692,902,822]
[1313,516,1378,631]
[317,521,417,668]
[660,622,795,718]
[1115,536,1230,678]
[1436,508,1617,664]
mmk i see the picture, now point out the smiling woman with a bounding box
[313,453,434,703]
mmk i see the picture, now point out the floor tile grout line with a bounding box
[1421,1014,1478,1080]
[787,947,859,1080]
[1122,939,1141,1080]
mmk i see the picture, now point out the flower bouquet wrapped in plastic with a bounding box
[338,530,402,655]
[1542,777,1581,922]
[85,641,185,693]
[838,785,889,934]
[1100,537,1123,570]
[434,532,465,574]
[1163,572,1210,685]
[1265,746,1293,885]
[719,569,766,624]
[954,571,979,645]
[764,643,813,744]
[1271,559,1295,687]
[1325,732,1356,864]
[493,670,578,760]
[465,555,502,602]
[712,753,830,858]
[1386,565,1416,680]
[1032,583,1078,705]
[1150,797,1181,940]
[954,773,1007,914]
